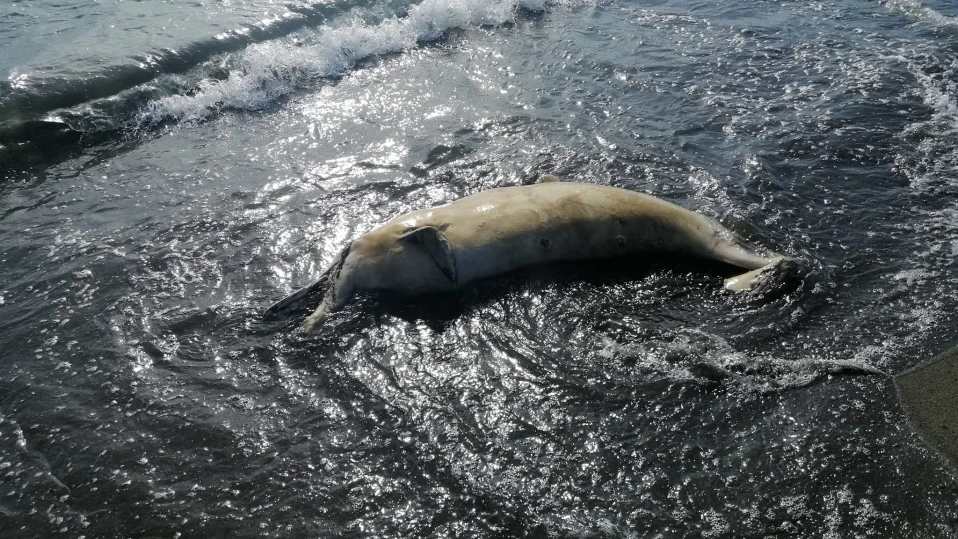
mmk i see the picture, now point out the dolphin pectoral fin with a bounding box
[538,174,561,183]
[399,226,458,285]
[724,257,802,293]
[424,232,458,285]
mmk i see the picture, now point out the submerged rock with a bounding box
[897,346,958,469]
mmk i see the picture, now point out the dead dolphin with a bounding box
[265,175,793,331]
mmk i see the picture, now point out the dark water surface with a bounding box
[2,0,958,536]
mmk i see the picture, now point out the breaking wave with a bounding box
[138,0,546,125]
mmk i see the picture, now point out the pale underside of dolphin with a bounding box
[265,175,792,331]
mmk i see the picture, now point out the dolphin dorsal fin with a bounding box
[537,174,561,183]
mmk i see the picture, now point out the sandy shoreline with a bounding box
[896,346,958,469]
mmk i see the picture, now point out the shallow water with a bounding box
[1,0,957,536]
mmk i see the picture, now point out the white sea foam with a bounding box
[139,0,545,125]
[881,0,958,28]
[598,330,882,393]
[907,59,958,137]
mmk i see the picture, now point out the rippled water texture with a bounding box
[1,0,958,536]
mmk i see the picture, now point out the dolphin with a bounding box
[265,175,794,331]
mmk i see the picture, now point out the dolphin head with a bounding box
[301,223,458,332]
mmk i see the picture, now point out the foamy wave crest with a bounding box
[139,0,545,124]
[598,330,882,393]
[880,0,958,28]
[897,56,958,190]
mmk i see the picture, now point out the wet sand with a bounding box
[896,346,958,468]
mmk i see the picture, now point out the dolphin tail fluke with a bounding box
[724,257,803,293]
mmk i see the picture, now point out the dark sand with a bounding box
[896,346,958,469]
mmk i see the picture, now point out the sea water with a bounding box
[1,0,957,536]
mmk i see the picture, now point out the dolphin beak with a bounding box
[301,300,331,333]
